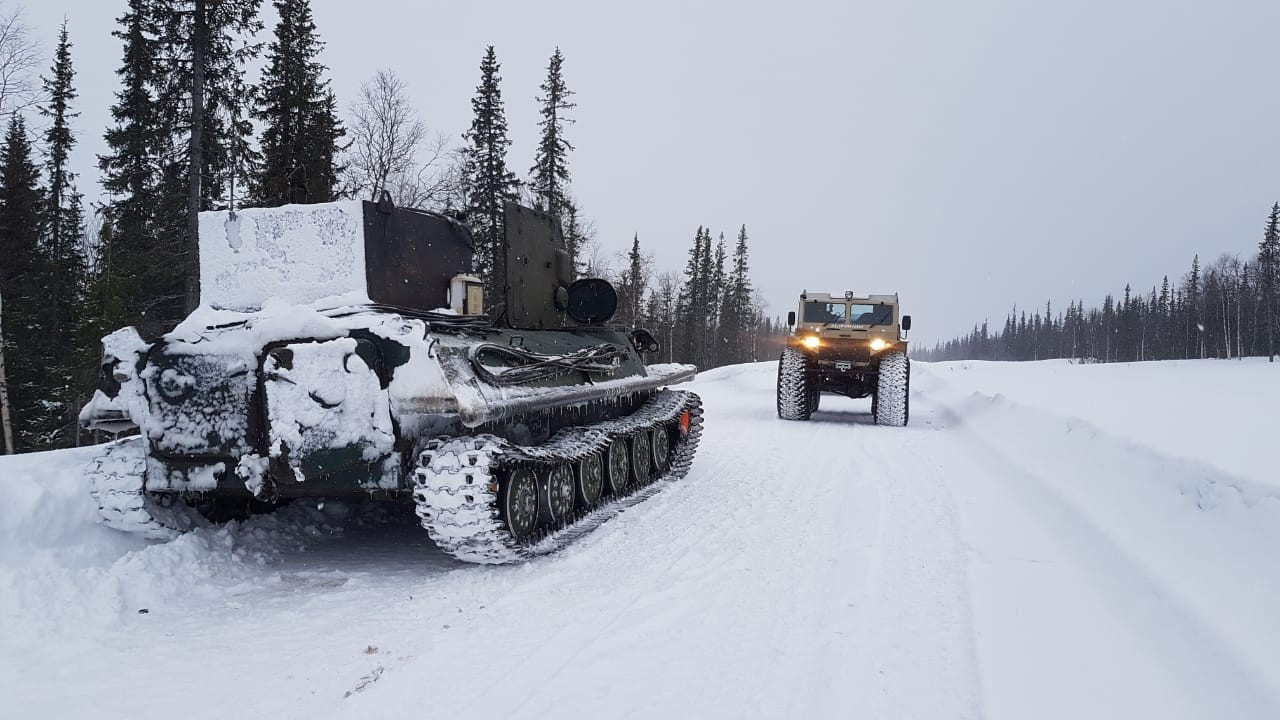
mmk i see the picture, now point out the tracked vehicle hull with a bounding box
[80,199,702,563]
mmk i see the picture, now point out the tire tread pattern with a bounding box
[874,351,910,426]
[777,348,814,421]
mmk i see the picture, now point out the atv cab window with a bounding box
[803,302,846,324]
[849,304,894,325]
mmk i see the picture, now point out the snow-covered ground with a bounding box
[1,358,1277,719]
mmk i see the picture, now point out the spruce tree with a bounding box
[154,0,263,311]
[561,198,588,277]
[1157,276,1171,358]
[38,21,89,446]
[463,46,520,300]
[617,234,645,329]
[253,0,344,205]
[1259,203,1280,361]
[41,22,81,281]
[709,234,727,365]
[530,47,575,218]
[698,229,716,365]
[1187,254,1203,358]
[674,228,702,365]
[98,0,183,338]
[0,116,51,449]
[674,228,713,367]
[719,224,752,364]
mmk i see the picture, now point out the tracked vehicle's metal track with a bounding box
[413,389,704,563]
[86,437,207,540]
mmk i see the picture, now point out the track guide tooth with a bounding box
[413,389,704,564]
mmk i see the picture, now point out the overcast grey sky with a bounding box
[22,0,1280,344]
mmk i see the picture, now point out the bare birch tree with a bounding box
[0,3,37,452]
[0,5,40,118]
[346,69,455,209]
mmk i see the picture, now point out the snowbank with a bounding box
[920,357,1280,486]
[0,445,354,661]
[0,445,139,566]
[914,359,1280,717]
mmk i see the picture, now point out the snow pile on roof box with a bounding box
[199,200,368,312]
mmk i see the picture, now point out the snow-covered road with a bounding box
[2,359,1278,719]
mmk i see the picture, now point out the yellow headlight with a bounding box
[802,335,821,349]
[869,338,888,352]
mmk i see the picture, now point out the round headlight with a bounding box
[869,338,888,352]
[157,368,196,402]
[802,335,821,349]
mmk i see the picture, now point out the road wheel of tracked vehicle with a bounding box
[777,347,814,421]
[576,453,604,510]
[874,351,910,427]
[545,463,576,526]
[605,438,631,496]
[651,425,671,474]
[500,467,540,542]
[631,431,653,484]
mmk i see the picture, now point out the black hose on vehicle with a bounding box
[470,343,628,386]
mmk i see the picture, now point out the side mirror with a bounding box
[787,311,796,327]
[630,328,660,354]
[901,315,912,331]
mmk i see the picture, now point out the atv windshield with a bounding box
[849,304,894,325]
[803,302,894,325]
[803,302,847,323]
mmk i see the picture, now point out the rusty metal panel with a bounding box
[503,202,571,329]
[362,201,475,312]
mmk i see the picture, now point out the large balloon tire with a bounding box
[777,348,815,421]
[874,351,910,427]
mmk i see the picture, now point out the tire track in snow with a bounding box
[692,365,985,719]
[737,410,880,719]
[348,418,775,718]
[824,400,986,720]
[917,377,1280,719]
[650,363,983,718]
[459,453,748,718]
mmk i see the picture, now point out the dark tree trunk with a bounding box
[185,0,206,312]
[0,291,13,454]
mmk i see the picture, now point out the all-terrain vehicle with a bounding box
[79,198,702,564]
[775,291,911,425]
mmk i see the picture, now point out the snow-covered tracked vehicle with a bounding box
[776,291,911,425]
[80,198,702,563]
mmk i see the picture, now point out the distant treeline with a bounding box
[919,204,1280,363]
[599,227,784,373]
